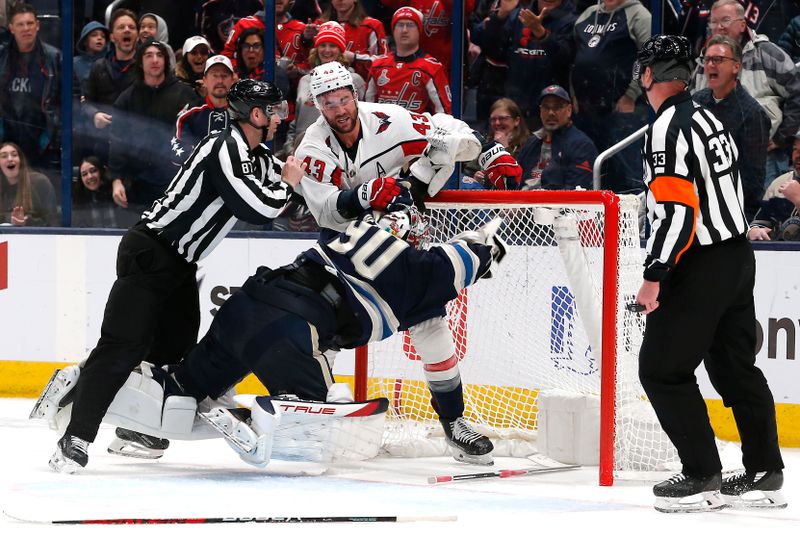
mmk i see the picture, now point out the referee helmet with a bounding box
[227,79,287,121]
[633,35,693,85]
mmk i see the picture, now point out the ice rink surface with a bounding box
[1,398,797,532]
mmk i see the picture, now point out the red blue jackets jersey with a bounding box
[304,217,492,345]
[366,50,452,114]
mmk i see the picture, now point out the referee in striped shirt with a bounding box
[49,79,307,473]
[632,35,784,511]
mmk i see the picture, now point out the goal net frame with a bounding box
[352,190,657,486]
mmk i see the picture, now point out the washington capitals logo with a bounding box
[373,111,392,134]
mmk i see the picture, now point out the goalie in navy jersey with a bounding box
[105,206,505,467]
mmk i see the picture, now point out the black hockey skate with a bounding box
[653,472,727,513]
[441,417,494,465]
[107,427,169,460]
[721,470,787,509]
[49,433,89,474]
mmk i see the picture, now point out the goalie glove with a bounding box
[410,126,482,196]
[478,141,522,190]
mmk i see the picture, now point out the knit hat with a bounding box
[314,21,347,52]
[391,7,424,33]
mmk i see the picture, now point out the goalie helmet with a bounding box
[309,62,357,104]
[227,79,287,121]
[374,205,428,248]
[632,34,693,85]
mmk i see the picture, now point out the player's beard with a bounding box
[327,107,358,135]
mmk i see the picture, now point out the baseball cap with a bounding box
[204,54,234,74]
[539,85,571,104]
[183,35,211,54]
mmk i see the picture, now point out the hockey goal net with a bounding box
[354,190,678,485]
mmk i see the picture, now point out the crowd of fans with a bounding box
[1,0,800,241]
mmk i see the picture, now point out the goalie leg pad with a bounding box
[30,365,81,426]
[270,396,388,463]
[408,318,460,389]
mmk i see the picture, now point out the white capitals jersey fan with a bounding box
[295,101,473,231]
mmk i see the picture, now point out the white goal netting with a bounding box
[356,191,679,484]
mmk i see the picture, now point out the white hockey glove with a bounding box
[410,127,482,196]
[451,217,507,278]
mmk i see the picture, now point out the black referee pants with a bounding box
[66,225,199,442]
[638,236,784,477]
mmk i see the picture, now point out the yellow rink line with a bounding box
[4,361,798,447]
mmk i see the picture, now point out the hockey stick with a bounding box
[3,510,456,525]
[428,464,580,484]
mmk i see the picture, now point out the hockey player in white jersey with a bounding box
[294,62,522,232]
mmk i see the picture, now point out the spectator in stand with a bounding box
[109,37,195,225]
[236,28,267,80]
[137,13,168,45]
[777,14,800,64]
[0,142,57,226]
[692,35,770,222]
[72,155,119,228]
[284,21,366,153]
[171,55,236,166]
[199,0,263,53]
[689,0,800,186]
[176,35,212,98]
[315,0,389,80]
[379,0,476,73]
[571,0,650,193]
[365,7,451,114]
[74,21,109,87]
[487,97,530,158]
[222,0,311,74]
[475,0,575,129]
[470,97,530,188]
[0,3,62,171]
[468,0,514,131]
[748,134,800,241]
[81,9,139,162]
[515,85,597,190]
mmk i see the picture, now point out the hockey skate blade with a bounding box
[29,370,62,419]
[198,409,255,454]
[107,438,165,460]
[654,491,728,513]
[449,445,494,466]
[723,490,788,510]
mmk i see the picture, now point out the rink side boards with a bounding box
[1,231,799,446]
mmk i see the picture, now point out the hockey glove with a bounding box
[355,176,413,212]
[479,141,523,190]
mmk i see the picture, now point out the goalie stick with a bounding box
[2,511,456,525]
[427,464,580,484]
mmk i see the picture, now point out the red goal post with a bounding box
[353,190,677,486]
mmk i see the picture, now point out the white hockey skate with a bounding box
[653,472,727,513]
[29,365,80,426]
[721,470,787,509]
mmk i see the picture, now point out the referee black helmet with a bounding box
[633,34,693,85]
[227,79,286,121]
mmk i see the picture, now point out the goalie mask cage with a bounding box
[353,190,678,486]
